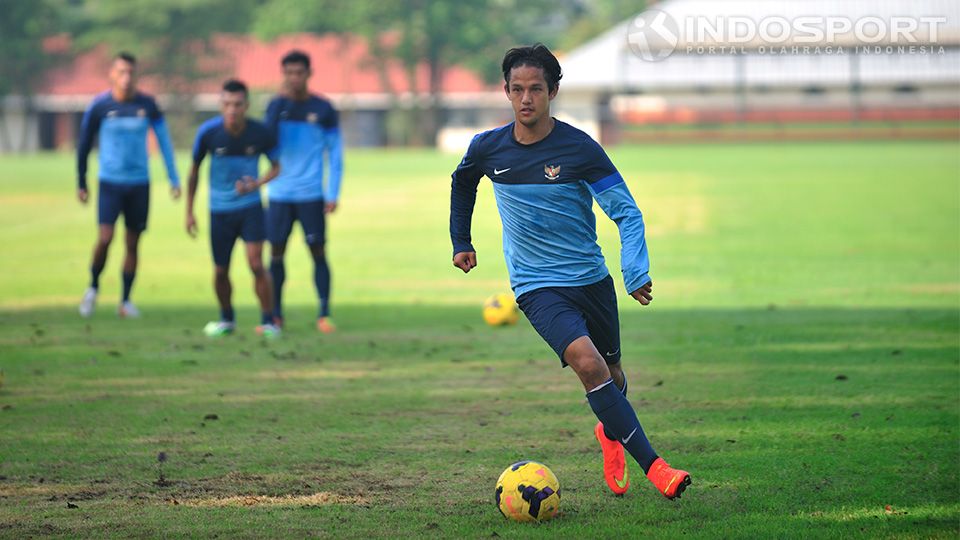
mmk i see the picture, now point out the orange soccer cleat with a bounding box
[646,457,691,499]
[317,317,337,334]
[594,422,630,495]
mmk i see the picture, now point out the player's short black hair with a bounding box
[501,43,562,93]
[281,50,311,69]
[222,79,249,98]
[114,51,137,65]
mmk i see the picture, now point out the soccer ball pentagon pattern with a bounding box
[483,293,520,326]
[495,460,561,522]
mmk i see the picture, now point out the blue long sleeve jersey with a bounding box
[450,120,650,297]
[264,94,343,203]
[192,117,279,213]
[77,91,179,190]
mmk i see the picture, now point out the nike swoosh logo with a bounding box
[615,469,629,489]
[494,168,511,175]
[665,476,678,494]
[605,349,619,357]
[621,427,638,445]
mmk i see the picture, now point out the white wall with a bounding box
[0,98,39,153]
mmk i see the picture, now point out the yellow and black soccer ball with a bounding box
[495,460,561,522]
[483,293,519,326]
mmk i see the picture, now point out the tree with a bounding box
[67,0,261,141]
[556,0,648,51]
[253,0,563,146]
[0,0,69,152]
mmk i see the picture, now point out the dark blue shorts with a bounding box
[210,205,266,267]
[516,275,622,367]
[267,199,326,246]
[98,181,150,231]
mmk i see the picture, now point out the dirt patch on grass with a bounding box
[0,483,88,498]
[252,368,372,381]
[177,491,367,507]
[904,283,960,295]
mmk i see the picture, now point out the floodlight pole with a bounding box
[849,51,862,126]
[735,53,747,124]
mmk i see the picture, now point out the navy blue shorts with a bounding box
[98,181,150,232]
[210,205,266,267]
[267,199,326,246]
[516,275,622,367]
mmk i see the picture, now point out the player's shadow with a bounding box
[1,303,956,363]
[0,304,956,536]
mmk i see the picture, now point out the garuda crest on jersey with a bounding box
[544,165,561,180]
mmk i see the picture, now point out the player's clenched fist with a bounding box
[630,280,653,306]
[453,251,477,273]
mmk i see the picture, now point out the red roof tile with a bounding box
[42,33,495,96]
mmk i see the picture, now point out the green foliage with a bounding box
[0,0,72,151]
[558,0,648,50]
[251,0,350,40]
[252,0,567,144]
[0,142,957,536]
[253,0,561,76]
[0,0,67,96]
[66,0,258,91]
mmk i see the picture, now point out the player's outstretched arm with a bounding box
[150,115,181,197]
[261,159,281,185]
[582,140,651,302]
[323,125,344,214]
[629,280,653,306]
[76,101,100,204]
[236,160,281,195]
[450,135,484,269]
[453,251,478,273]
[595,183,652,304]
[185,161,201,238]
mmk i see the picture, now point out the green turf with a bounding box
[0,142,958,538]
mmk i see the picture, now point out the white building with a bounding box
[556,0,960,141]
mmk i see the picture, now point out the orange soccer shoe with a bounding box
[646,457,691,500]
[594,422,629,495]
[317,317,337,334]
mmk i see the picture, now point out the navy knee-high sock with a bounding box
[587,378,658,474]
[270,258,285,319]
[602,376,628,441]
[90,262,105,290]
[121,271,135,302]
[314,254,330,318]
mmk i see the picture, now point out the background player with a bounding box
[185,79,281,338]
[449,44,691,500]
[264,50,344,333]
[76,52,180,318]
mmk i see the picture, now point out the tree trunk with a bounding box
[0,106,11,153]
[367,35,404,147]
[18,96,34,153]
[425,50,444,147]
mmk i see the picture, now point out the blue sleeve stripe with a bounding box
[152,119,180,185]
[588,172,624,195]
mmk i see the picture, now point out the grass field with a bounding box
[1,142,958,538]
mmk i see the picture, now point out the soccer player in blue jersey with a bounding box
[185,80,282,338]
[264,50,344,333]
[77,52,181,318]
[450,44,691,500]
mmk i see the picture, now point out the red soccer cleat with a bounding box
[317,317,336,334]
[646,457,691,499]
[594,422,629,495]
